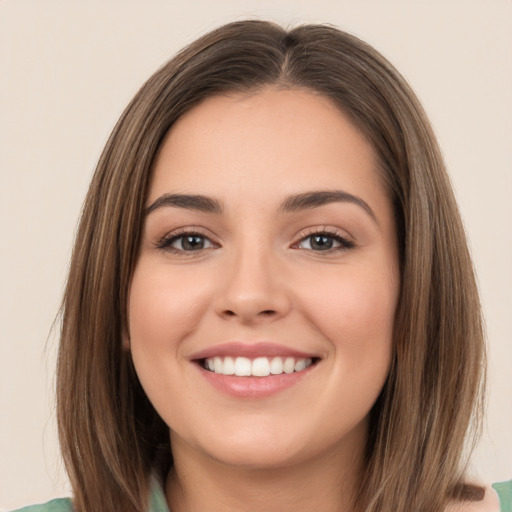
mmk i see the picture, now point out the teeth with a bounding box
[283,357,295,374]
[294,359,307,372]
[213,357,223,374]
[252,357,270,377]
[204,356,313,377]
[223,356,235,375]
[234,357,252,376]
[269,357,283,374]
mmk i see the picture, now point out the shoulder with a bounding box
[492,480,512,512]
[8,498,73,512]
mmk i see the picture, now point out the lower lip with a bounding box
[197,364,316,399]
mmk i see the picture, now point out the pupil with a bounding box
[183,235,204,250]
[311,235,333,250]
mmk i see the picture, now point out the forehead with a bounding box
[149,87,384,211]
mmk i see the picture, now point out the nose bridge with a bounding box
[215,234,289,322]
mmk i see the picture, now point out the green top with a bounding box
[11,479,512,511]
[10,479,170,512]
[493,480,512,512]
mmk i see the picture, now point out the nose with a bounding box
[213,243,291,324]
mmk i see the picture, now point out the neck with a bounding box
[166,429,366,512]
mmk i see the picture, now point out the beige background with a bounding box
[1,0,511,509]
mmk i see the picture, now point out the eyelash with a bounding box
[155,227,355,255]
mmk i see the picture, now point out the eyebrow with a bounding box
[145,193,223,215]
[278,190,377,223]
[145,189,376,223]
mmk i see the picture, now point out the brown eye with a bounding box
[174,235,209,251]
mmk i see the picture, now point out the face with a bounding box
[128,88,400,470]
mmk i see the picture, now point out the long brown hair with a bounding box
[57,20,485,512]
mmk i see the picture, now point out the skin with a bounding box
[128,87,402,511]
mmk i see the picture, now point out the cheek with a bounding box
[128,262,211,355]
[298,264,398,364]
[128,259,219,386]
[280,263,398,444]
[127,261,215,427]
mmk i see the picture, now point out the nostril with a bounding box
[222,309,277,319]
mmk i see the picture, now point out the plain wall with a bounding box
[1,0,511,508]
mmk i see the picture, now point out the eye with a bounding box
[156,231,216,253]
[172,234,213,251]
[295,231,355,252]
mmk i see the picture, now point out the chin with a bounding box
[171,413,367,472]
[203,439,310,470]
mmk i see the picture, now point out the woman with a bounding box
[13,20,510,512]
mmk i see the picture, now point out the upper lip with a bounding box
[189,342,319,361]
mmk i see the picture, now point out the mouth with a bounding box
[201,355,317,377]
[190,342,321,398]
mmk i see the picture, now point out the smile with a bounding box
[190,342,320,398]
[203,356,314,377]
